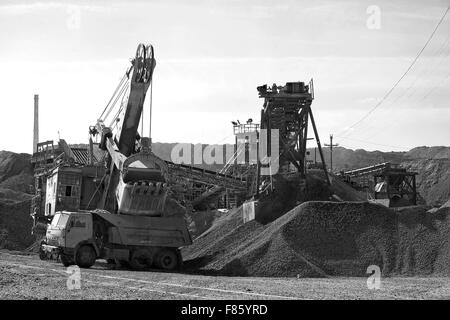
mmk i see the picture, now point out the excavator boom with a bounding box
[92,43,168,216]
[117,44,155,156]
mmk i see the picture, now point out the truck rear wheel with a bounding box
[130,249,153,271]
[155,249,178,271]
[118,260,130,269]
[75,245,96,268]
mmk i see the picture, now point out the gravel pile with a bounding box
[306,169,367,202]
[182,206,264,273]
[183,200,450,277]
[186,209,223,239]
[394,204,450,276]
[253,170,367,225]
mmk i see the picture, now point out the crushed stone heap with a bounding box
[183,201,450,277]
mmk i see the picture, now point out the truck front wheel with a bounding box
[75,245,96,268]
[155,249,179,271]
[60,253,74,267]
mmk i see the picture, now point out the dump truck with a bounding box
[43,209,191,269]
[40,43,192,270]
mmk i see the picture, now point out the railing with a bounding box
[233,123,260,135]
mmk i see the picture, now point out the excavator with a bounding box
[40,44,192,270]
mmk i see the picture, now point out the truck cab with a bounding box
[44,212,92,249]
[41,211,96,267]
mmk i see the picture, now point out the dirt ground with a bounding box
[1,250,449,300]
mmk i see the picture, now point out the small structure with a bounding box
[373,165,417,207]
[340,162,418,207]
[340,162,391,191]
[30,139,106,234]
[224,121,260,195]
[44,166,105,216]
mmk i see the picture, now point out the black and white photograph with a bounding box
[0,0,449,309]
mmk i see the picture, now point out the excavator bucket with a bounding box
[117,151,170,216]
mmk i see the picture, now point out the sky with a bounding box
[0,0,449,154]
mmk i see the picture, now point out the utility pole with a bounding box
[324,134,339,173]
[306,137,314,168]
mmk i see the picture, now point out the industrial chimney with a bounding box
[33,94,39,153]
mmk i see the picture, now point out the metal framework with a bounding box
[373,167,417,206]
[339,162,418,206]
[166,161,247,210]
[256,80,329,197]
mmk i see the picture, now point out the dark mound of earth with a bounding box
[0,200,34,250]
[183,201,450,277]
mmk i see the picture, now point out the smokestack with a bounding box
[33,94,39,153]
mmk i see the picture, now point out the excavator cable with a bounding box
[99,72,128,120]
[103,79,129,123]
[109,83,130,129]
[105,80,130,126]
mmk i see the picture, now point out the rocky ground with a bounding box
[1,250,449,300]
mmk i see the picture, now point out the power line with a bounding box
[340,4,450,135]
[356,52,450,141]
[338,39,450,143]
[360,42,450,141]
[389,36,450,103]
[420,68,450,100]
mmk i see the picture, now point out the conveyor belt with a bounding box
[165,161,247,191]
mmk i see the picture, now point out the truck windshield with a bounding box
[50,213,70,227]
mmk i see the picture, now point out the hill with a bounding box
[0,151,33,194]
[307,147,405,172]
[0,151,34,250]
[402,159,450,206]
[404,146,450,160]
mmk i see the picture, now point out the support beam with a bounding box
[308,107,331,185]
